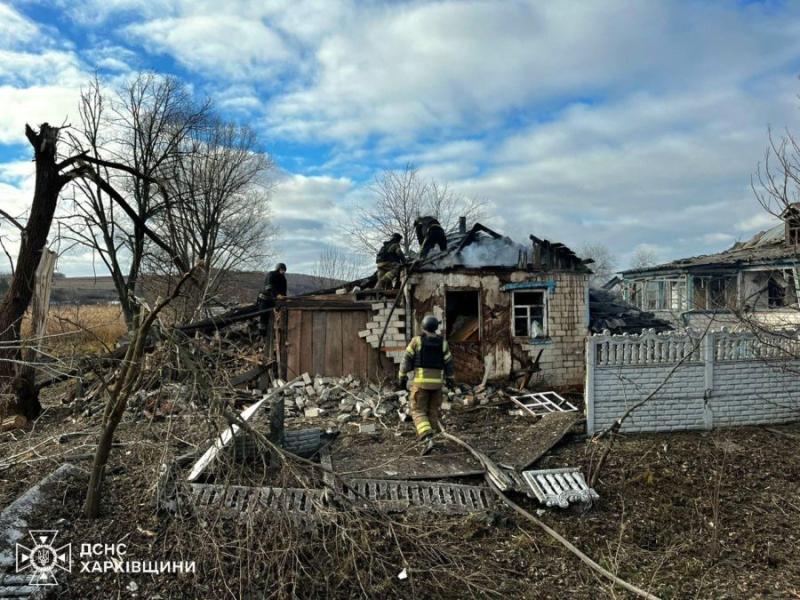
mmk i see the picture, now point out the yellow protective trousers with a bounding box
[409,385,443,439]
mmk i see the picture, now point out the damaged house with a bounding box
[274,220,591,387]
[619,204,800,328]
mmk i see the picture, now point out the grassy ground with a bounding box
[22,304,127,355]
[1,389,799,599]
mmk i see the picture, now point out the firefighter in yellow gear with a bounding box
[398,315,455,454]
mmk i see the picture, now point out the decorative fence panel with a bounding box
[586,329,800,434]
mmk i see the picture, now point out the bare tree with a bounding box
[630,247,659,270]
[0,122,187,419]
[67,73,209,327]
[345,164,485,256]
[579,243,617,288]
[310,246,367,289]
[753,127,800,218]
[152,119,276,320]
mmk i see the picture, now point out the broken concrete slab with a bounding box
[521,468,599,508]
[186,478,492,516]
[0,463,83,596]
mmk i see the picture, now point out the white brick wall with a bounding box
[358,302,407,364]
[586,329,800,434]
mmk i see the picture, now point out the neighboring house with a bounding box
[619,204,800,328]
[278,220,593,387]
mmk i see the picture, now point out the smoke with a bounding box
[430,235,528,268]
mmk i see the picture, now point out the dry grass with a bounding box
[23,304,127,355]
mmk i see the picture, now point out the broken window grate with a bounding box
[509,391,577,417]
[521,468,599,508]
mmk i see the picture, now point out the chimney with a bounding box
[458,216,467,234]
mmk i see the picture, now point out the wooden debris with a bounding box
[440,431,513,491]
[187,376,301,481]
[516,411,583,470]
[1,415,27,432]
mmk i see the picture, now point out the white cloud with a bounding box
[0,3,40,46]
[265,0,800,145]
[270,172,357,272]
[0,85,82,144]
[5,0,800,276]
[125,15,293,80]
[736,212,780,232]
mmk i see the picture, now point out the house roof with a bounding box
[415,222,591,272]
[415,223,524,270]
[589,289,672,334]
[621,223,800,276]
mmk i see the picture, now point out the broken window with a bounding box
[692,276,737,310]
[643,281,660,311]
[445,290,480,342]
[768,276,786,307]
[668,280,687,311]
[789,223,800,246]
[634,278,686,311]
[512,291,547,338]
[741,270,798,310]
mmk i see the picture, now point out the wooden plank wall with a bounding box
[285,308,381,380]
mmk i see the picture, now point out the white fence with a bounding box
[586,329,800,434]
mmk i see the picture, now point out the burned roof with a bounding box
[416,222,591,273]
[622,223,800,276]
[589,289,672,334]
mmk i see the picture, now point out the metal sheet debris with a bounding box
[521,468,599,508]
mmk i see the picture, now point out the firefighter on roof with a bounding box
[398,315,455,455]
[375,233,405,289]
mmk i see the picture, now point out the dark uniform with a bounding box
[414,216,447,258]
[375,234,405,289]
[399,331,454,439]
[258,264,287,334]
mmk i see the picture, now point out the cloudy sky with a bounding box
[1,0,800,276]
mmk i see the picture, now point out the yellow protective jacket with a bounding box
[399,333,454,390]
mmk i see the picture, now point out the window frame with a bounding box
[511,290,548,339]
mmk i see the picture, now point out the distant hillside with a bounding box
[4,271,335,305]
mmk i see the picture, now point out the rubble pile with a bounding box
[274,372,513,431]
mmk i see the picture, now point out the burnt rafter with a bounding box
[454,222,503,255]
[529,234,589,272]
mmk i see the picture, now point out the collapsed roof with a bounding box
[415,222,591,273]
[588,289,672,334]
[622,223,799,276]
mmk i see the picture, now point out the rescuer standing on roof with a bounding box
[375,233,405,289]
[398,315,455,455]
[414,216,447,258]
[257,262,287,334]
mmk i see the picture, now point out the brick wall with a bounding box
[358,302,407,364]
[586,329,800,434]
[410,270,589,386]
[519,272,588,387]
